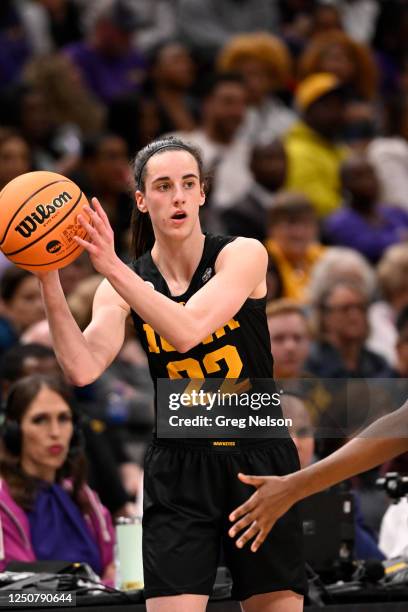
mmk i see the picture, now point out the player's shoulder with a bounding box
[218,236,268,261]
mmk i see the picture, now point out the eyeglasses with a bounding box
[322,302,368,315]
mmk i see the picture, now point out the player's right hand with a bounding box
[228,473,299,552]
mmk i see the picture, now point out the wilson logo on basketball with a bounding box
[14,191,72,239]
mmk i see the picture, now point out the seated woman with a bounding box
[0,374,115,582]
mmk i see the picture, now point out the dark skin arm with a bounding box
[229,401,408,551]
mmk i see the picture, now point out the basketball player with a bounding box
[36,137,305,611]
[228,399,408,552]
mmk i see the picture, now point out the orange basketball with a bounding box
[0,171,90,272]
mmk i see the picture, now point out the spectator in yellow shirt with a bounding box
[284,73,349,218]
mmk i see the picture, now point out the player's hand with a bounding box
[228,473,298,552]
[75,197,120,276]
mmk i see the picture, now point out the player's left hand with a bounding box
[228,472,298,552]
[75,197,120,276]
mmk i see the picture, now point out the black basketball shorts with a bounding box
[142,438,306,601]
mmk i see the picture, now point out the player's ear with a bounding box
[135,190,148,213]
[199,183,206,207]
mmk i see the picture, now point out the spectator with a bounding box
[0,344,60,401]
[217,32,296,143]
[281,393,316,469]
[0,1,37,90]
[24,54,106,137]
[1,84,81,173]
[64,0,146,104]
[298,30,378,100]
[267,300,311,380]
[174,73,250,222]
[177,0,280,65]
[266,299,341,432]
[0,342,141,519]
[0,129,32,190]
[309,246,376,306]
[0,268,44,355]
[265,192,326,302]
[368,245,408,367]
[284,73,349,217]
[146,40,198,133]
[324,155,408,263]
[221,139,287,241]
[69,133,133,259]
[306,279,392,379]
[311,1,343,37]
[278,0,315,58]
[367,96,408,211]
[0,374,115,581]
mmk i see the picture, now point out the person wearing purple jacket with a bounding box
[0,374,114,582]
[63,0,146,104]
[323,155,408,263]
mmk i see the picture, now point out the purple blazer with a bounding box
[0,479,115,577]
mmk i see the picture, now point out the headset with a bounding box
[1,384,84,458]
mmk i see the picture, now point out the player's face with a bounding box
[136,150,205,239]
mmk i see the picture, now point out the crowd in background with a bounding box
[1,0,408,577]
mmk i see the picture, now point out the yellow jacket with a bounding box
[284,121,349,218]
[266,239,326,303]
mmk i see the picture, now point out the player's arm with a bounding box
[76,201,267,353]
[39,272,129,386]
[229,401,408,551]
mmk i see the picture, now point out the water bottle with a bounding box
[115,516,144,590]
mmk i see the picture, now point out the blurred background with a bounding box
[1,0,408,588]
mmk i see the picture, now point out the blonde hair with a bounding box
[217,32,292,90]
[266,299,311,334]
[377,244,408,300]
[24,55,106,134]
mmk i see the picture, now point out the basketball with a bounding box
[0,171,90,272]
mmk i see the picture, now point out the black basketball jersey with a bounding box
[129,234,273,389]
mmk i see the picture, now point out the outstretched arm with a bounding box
[229,401,408,551]
[75,199,267,353]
